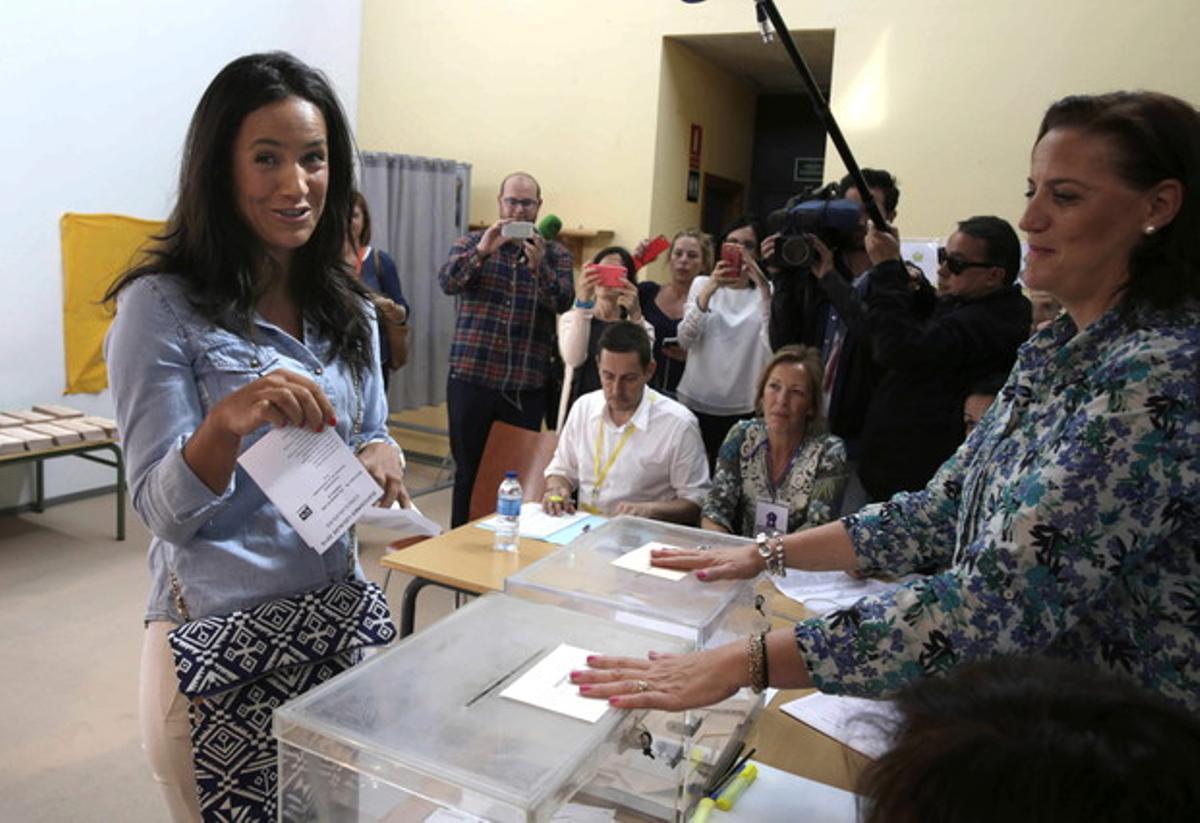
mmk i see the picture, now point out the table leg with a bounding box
[111,444,126,541]
[34,457,45,513]
[399,577,476,638]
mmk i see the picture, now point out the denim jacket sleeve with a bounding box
[105,277,236,546]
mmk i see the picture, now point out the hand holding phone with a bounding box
[501,221,536,240]
[720,242,744,276]
[592,264,628,289]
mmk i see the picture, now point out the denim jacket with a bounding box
[105,274,396,623]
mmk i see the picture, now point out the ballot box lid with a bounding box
[274,593,688,822]
[504,516,756,649]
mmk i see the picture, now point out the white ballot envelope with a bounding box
[238,426,382,554]
[500,643,609,723]
[610,541,689,581]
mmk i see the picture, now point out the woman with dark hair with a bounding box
[348,191,410,383]
[576,91,1200,718]
[701,346,848,537]
[675,216,773,468]
[105,52,406,821]
[859,657,1200,822]
[637,229,710,396]
[555,245,652,427]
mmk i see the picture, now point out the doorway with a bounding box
[700,173,744,238]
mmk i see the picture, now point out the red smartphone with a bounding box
[634,234,671,269]
[720,242,744,276]
[593,264,628,288]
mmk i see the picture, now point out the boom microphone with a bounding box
[537,213,562,241]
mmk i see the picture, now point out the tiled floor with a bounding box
[0,461,457,821]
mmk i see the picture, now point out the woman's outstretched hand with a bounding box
[649,543,764,581]
[572,644,747,711]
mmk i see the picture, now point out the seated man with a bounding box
[542,322,709,524]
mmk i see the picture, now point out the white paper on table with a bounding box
[356,500,443,538]
[610,541,688,581]
[780,692,899,760]
[237,426,381,554]
[772,569,905,615]
[500,642,609,723]
[551,803,616,822]
[476,502,594,540]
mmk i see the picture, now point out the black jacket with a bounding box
[858,261,1031,501]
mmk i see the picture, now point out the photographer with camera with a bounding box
[856,216,1031,501]
[766,171,900,511]
[675,217,773,468]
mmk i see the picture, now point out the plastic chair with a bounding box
[468,421,559,521]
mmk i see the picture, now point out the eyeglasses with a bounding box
[501,197,539,209]
[937,246,998,276]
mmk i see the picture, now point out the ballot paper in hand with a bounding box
[356,500,443,538]
[610,541,688,581]
[238,426,381,554]
[500,643,609,723]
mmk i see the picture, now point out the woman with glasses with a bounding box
[576,90,1200,719]
[854,215,1031,501]
[701,346,848,538]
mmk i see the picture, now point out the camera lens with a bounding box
[779,235,813,268]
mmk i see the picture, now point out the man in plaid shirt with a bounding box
[438,172,574,525]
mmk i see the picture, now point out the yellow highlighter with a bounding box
[715,762,758,811]
[687,797,716,823]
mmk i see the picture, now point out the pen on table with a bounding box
[687,797,715,823]
[708,745,756,798]
[715,762,758,811]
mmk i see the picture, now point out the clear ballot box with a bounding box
[503,516,761,650]
[275,593,698,822]
[502,517,766,818]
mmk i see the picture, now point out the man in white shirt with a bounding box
[542,322,709,524]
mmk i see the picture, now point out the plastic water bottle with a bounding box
[494,471,522,553]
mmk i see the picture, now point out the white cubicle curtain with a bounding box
[359,152,470,411]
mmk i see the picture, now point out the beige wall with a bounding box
[358,0,1200,255]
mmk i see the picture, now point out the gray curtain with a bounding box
[359,152,471,410]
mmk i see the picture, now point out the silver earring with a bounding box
[1144,225,1157,235]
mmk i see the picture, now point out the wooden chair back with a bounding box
[468,421,559,521]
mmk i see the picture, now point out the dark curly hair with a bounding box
[105,51,371,371]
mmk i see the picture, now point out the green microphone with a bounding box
[537,214,562,241]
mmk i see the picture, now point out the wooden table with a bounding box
[379,521,558,637]
[380,524,866,794]
[0,438,125,540]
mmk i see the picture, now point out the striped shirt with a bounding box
[438,230,574,389]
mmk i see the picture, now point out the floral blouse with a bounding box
[793,305,1200,713]
[703,419,848,537]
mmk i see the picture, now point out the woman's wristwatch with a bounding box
[755,531,786,577]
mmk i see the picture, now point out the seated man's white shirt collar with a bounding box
[544,387,710,516]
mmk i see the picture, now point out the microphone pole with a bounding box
[753,0,889,231]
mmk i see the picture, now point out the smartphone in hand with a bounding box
[593,264,628,289]
[720,242,744,276]
[501,221,536,239]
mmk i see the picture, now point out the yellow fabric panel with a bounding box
[60,213,164,394]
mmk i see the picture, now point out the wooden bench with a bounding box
[0,406,125,540]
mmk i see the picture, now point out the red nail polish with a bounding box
[696,570,708,580]
[327,416,337,426]
[586,655,597,664]
[608,697,620,706]
[579,685,591,693]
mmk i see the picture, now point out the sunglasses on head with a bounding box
[937,246,999,276]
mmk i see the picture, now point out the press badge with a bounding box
[754,500,789,535]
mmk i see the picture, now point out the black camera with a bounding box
[766,183,863,268]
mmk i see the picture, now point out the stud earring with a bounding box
[1144,225,1157,235]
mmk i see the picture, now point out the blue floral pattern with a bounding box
[703,419,848,537]
[794,305,1200,712]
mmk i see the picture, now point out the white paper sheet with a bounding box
[610,541,688,581]
[779,692,899,760]
[356,500,443,538]
[476,502,596,540]
[500,643,609,723]
[771,569,904,615]
[238,426,381,554]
